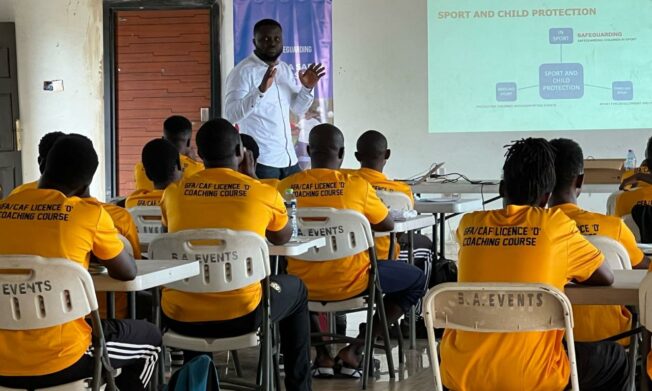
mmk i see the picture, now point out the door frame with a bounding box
[103,0,221,198]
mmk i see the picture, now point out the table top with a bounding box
[268,236,327,256]
[414,198,484,214]
[410,180,617,195]
[92,259,199,292]
[638,243,652,255]
[390,214,436,233]
[564,269,646,306]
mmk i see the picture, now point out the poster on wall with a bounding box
[233,0,333,169]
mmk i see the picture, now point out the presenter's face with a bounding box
[254,26,283,61]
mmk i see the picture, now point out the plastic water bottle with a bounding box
[625,149,637,170]
[284,188,299,239]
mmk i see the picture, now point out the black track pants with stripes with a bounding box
[0,319,162,390]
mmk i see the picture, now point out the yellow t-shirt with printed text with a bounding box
[346,168,414,260]
[278,169,390,301]
[161,168,288,322]
[0,189,124,376]
[134,154,204,191]
[126,189,164,209]
[552,203,643,345]
[614,184,652,217]
[440,205,604,391]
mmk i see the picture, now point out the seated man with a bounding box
[440,138,628,391]
[239,133,281,188]
[0,134,160,390]
[549,138,648,346]
[126,138,182,208]
[134,115,204,191]
[278,124,425,377]
[160,118,311,391]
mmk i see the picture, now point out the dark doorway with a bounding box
[0,23,22,198]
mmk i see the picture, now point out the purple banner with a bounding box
[233,0,333,169]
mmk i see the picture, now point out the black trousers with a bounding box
[572,340,630,391]
[164,275,312,391]
[0,319,162,390]
[256,163,301,180]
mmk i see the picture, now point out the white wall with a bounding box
[331,0,650,213]
[0,0,105,199]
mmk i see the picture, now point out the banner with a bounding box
[233,0,333,169]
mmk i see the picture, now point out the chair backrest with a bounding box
[128,206,164,246]
[422,282,573,332]
[148,229,270,293]
[623,214,641,242]
[292,207,374,261]
[606,191,621,215]
[0,255,97,330]
[639,272,652,331]
[377,190,412,212]
[584,235,631,270]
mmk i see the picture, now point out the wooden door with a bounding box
[115,9,211,195]
[0,23,22,198]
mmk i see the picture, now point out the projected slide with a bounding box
[427,1,652,133]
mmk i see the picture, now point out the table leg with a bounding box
[439,213,446,260]
[643,329,650,391]
[151,287,164,389]
[106,292,115,319]
[273,255,279,275]
[408,230,416,350]
[127,292,136,319]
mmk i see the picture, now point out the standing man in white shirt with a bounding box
[225,18,325,179]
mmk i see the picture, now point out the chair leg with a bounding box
[231,350,243,378]
[396,319,405,365]
[376,287,396,379]
[362,286,376,390]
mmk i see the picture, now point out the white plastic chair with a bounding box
[0,255,116,391]
[585,235,632,270]
[623,214,641,242]
[423,283,579,391]
[293,207,395,389]
[127,206,164,254]
[607,191,622,215]
[148,229,273,391]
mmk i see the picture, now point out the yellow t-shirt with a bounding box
[552,203,643,345]
[440,205,604,391]
[614,184,652,217]
[160,168,288,322]
[278,169,390,301]
[134,154,204,191]
[0,189,124,376]
[7,180,38,196]
[347,168,415,260]
[260,178,281,188]
[125,189,164,208]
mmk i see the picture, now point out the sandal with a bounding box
[311,365,335,378]
[334,357,380,379]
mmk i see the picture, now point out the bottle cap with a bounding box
[285,188,294,195]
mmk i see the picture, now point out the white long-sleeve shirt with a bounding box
[225,53,314,168]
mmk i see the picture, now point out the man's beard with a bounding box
[255,48,282,63]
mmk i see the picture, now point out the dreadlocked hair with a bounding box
[502,138,556,206]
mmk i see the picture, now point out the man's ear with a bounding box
[338,147,345,160]
[575,173,585,197]
[307,145,311,157]
[385,149,391,160]
[354,152,361,162]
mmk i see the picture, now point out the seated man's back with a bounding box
[279,168,389,300]
[440,138,624,391]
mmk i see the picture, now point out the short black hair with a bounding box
[196,118,240,162]
[43,134,98,189]
[356,130,388,159]
[142,138,180,184]
[163,115,192,139]
[240,133,260,161]
[309,123,344,157]
[502,138,556,206]
[39,132,66,159]
[254,19,282,35]
[550,138,584,193]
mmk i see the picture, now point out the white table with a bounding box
[92,259,199,292]
[410,180,618,195]
[268,236,326,256]
[639,243,652,255]
[564,269,645,306]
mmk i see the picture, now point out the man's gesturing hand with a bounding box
[299,63,326,89]
[258,66,277,93]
